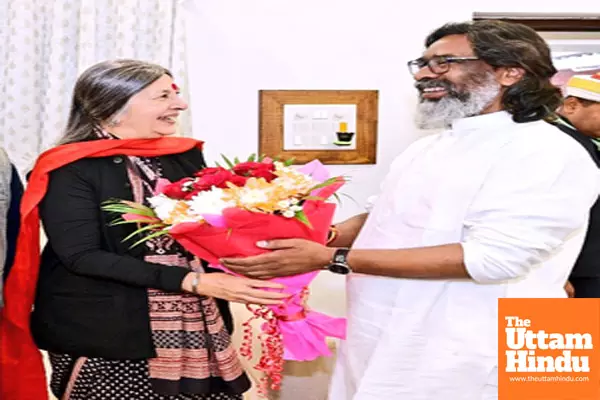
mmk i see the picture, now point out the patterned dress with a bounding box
[50,354,241,400]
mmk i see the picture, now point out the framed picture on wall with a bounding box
[258,90,378,165]
[472,13,600,93]
[544,32,600,92]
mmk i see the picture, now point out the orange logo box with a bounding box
[499,298,600,400]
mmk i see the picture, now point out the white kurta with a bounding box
[328,111,600,400]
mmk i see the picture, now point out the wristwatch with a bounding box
[326,248,352,275]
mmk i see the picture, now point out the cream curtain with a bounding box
[0,0,192,173]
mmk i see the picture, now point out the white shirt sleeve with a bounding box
[461,138,600,283]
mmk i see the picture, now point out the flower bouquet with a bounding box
[102,155,347,395]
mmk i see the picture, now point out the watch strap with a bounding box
[332,248,350,264]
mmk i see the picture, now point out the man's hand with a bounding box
[221,239,335,279]
[565,281,575,298]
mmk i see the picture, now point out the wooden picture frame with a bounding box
[258,90,378,165]
[472,12,600,32]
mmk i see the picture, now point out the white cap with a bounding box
[565,73,600,103]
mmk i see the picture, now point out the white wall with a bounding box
[183,0,599,317]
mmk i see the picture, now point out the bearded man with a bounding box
[222,21,600,399]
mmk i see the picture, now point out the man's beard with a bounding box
[414,71,501,130]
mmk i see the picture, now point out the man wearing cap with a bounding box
[553,73,600,297]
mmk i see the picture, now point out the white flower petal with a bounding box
[188,187,234,216]
[282,210,296,218]
[147,194,179,221]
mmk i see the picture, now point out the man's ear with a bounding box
[495,67,525,87]
[561,97,579,115]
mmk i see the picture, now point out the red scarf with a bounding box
[0,137,203,400]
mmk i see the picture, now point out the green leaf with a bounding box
[128,228,170,248]
[340,192,359,207]
[221,154,235,169]
[306,177,339,193]
[330,192,343,206]
[295,210,313,228]
[102,204,135,213]
[258,154,265,162]
[215,161,222,168]
[101,202,157,218]
[100,202,129,210]
[122,223,166,243]
[247,153,256,162]
[303,195,326,201]
[284,158,295,166]
[109,218,159,227]
[123,224,165,242]
[108,218,144,226]
[234,156,240,164]
[331,192,358,207]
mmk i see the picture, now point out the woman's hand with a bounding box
[221,239,335,279]
[183,272,289,305]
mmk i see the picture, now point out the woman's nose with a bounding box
[173,97,188,111]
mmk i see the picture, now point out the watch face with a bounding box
[334,254,347,263]
[329,263,351,275]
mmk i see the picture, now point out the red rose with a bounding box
[232,161,272,175]
[194,167,227,178]
[196,168,235,191]
[228,175,248,187]
[232,161,276,182]
[162,177,196,200]
[251,168,278,181]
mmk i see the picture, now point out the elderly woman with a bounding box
[0,60,287,400]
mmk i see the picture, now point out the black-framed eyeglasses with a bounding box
[407,55,480,76]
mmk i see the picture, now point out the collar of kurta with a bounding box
[0,136,204,400]
[451,110,514,132]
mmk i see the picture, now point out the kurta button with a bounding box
[113,156,123,164]
[124,182,131,189]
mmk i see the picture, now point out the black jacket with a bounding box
[31,148,233,359]
[550,116,600,278]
